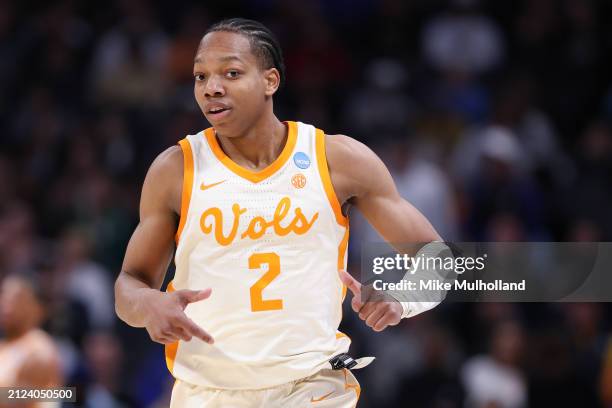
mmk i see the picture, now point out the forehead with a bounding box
[1,277,28,297]
[194,31,257,66]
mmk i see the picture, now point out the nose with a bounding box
[204,75,225,98]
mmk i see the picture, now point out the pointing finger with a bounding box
[179,316,214,344]
[351,295,363,314]
[339,270,365,313]
[338,270,361,298]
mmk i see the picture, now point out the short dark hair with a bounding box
[4,272,48,306]
[203,18,286,88]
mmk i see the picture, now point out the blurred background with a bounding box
[1,0,612,406]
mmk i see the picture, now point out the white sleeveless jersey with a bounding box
[167,121,351,389]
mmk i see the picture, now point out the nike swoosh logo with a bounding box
[310,390,334,403]
[200,180,226,191]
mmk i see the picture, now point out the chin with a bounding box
[208,119,244,138]
[208,119,231,133]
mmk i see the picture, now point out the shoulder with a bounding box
[20,330,61,387]
[324,133,393,198]
[324,133,373,164]
[142,144,184,215]
[28,329,59,357]
[20,330,60,371]
[150,144,183,176]
[146,144,184,195]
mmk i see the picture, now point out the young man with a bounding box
[0,274,63,408]
[115,18,441,407]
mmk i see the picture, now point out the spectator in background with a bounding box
[566,121,612,239]
[284,14,353,129]
[561,303,606,406]
[91,0,169,107]
[78,331,132,408]
[452,124,526,185]
[164,7,211,110]
[165,8,211,87]
[96,114,136,178]
[452,126,547,240]
[0,274,62,395]
[390,138,459,241]
[461,319,527,408]
[422,0,504,75]
[567,218,602,242]
[0,201,39,276]
[342,59,415,142]
[421,0,504,123]
[490,74,575,189]
[527,304,605,407]
[395,323,464,408]
[52,227,115,330]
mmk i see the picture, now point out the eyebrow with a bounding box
[194,55,245,64]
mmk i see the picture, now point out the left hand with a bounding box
[339,270,403,332]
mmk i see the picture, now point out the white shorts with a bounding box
[170,368,361,408]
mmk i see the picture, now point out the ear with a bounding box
[263,67,281,96]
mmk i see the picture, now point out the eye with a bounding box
[226,70,240,79]
[194,74,205,81]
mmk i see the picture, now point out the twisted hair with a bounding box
[204,18,286,88]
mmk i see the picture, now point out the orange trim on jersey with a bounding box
[338,227,350,301]
[343,368,362,406]
[175,139,194,244]
[315,129,348,227]
[164,280,179,374]
[336,227,351,342]
[204,121,297,183]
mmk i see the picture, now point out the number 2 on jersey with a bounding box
[249,252,283,312]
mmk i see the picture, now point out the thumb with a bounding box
[338,270,361,298]
[176,288,212,307]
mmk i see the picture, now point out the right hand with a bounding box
[141,288,214,345]
[338,270,402,332]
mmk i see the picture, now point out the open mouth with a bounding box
[208,107,231,117]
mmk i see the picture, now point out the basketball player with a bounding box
[0,274,62,408]
[115,18,442,407]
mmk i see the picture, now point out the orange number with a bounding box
[249,252,283,312]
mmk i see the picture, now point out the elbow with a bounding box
[113,274,126,322]
[425,230,442,243]
[428,224,443,242]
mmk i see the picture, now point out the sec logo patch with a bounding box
[291,173,307,189]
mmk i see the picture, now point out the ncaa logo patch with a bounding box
[293,152,311,169]
[291,173,307,189]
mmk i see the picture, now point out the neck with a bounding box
[3,325,33,341]
[215,113,288,170]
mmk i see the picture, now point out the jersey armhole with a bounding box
[175,138,195,244]
[315,129,349,227]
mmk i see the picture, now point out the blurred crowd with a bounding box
[1,0,612,407]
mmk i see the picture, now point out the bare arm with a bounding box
[115,146,181,326]
[326,134,441,245]
[327,134,442,331]
[114,146,213,344]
